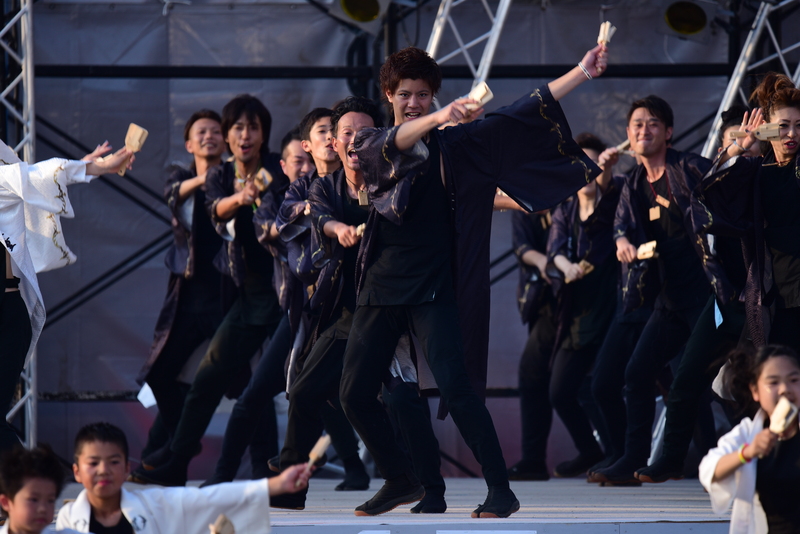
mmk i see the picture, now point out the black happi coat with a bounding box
[692,153,800,345]
[512,211,552,326]
[614,149,733,313]
[137,164,228,384]
[547,176,622,350]
[355,84,600,396]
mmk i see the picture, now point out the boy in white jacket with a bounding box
[699,345,800,534]
[57,423,309,534]
[0,445,82,534]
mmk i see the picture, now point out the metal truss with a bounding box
[2,0,36,449]
[425,0,512,91]
[702,0,800,158]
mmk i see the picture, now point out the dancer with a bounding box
[133,94,287,486]
[340,43,607,517]
[136,109,230,463]
[699,345,800,534]
[1,142,131,454]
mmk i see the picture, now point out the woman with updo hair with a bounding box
[694,72,800,351]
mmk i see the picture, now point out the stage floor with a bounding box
[61,477,729,534]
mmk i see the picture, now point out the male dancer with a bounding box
[137,110,229,462]
[134,94,287,486]
[340,44,607,517]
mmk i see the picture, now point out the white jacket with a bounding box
[0,141,96,361]
[0,523,83,534]
[56,481,271,534]
[698,410,768,534]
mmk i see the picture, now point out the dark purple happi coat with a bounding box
[354,84,600,398]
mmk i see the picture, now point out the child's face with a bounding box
[0,477,57,534]
[72,441,129,502]
[751,355,800,416]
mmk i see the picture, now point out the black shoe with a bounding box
[635,458,684,484]
[471,486,520,518]
[200,473,233,488]
[410,490,447,514]
[354,474,425,516]
[335,463,370,491]
[591,458,641,486]
[131,454,190,487]
[507,461,549,481]
[553,452,605,478]
[141,442,201,471]
[587,455,619,478]
[270,490,306,510]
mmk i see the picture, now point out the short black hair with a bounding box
[627,95,674,141]
[221,94,272,152]
[717,105,749,145]
[300,108,334,142]
[575,132,606,154]
[183,109,221,141]
[0,445,64,500]
[280,126,303,160]
[330,97,383,137]
[73,422,129,463]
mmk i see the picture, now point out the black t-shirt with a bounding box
[235,204,274,277]
[756,430,800,534]
[761,158,800,308]
[359,133,453,306]
[89,512,134,534]
[637,173,709,310]
[338,179,370,318]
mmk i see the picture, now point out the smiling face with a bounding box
[387,79,433,126]
[627,107,672,158]
[769,106,800,162]
[280,139,313,183]
[332,111,375,173]
[302,117,338,168]
[226,113,263,166]
[750,355,800,420]
[185,118,224,160]
[72,441,129,505]
[0,478,57,534]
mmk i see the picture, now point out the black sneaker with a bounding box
[507,461,550,481]
[471,486,520,518]
[130,454,190,487]
[354,474,424,516]
[587,455,619,479]
[270,490,306,510]
[410,487,446,514]
[635,458,684,483]
[335,463,370,491]
[554,452,605,478]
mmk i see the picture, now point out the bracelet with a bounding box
[578,62,593,80]
[738,443,752,464]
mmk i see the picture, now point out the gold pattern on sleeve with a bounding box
[46,213,72,263]
[52,164,68,214]
[531,89,592,184]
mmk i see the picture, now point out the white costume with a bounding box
[0,523,83,534]
[698,409,768,534]
[56,480,271,534]
[0,141,96,360]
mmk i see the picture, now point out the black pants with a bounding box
[518,313,557,465]
[213,315,292,479]
[0,291,31,453]
[383,382,445,495]
[620,303,704,466]
[591,314,649,461]
[340,292,508,487]
[660,297,746,463]
[170,293,282,457]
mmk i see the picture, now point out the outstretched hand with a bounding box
[268,463,314,495]
[736,108,765,153]
[433,97,483,127]
[82,141,112,162]
[85,147,133,176]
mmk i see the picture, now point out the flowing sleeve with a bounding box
[164,165,194,230]
[277,173,313,241]
[613,172,637,243]
[699,417,758,516]
[354,126,430,225]
[547,202,570,262]
[308,174,339,268]
[204,164,234,240]
[692,155,759,238]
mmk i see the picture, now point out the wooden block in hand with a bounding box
[769,396,799,435]
[637,241,657,260]
[209,514,235,534]
[729,122,781,142]
[465,82,493,111]
[578,259,595,276]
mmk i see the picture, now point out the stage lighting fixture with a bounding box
[328,0,391,34]
[659,0,718,43]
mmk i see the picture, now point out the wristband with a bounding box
[738,443,752,464]
[578,62,593,80]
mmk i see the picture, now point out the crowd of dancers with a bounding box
[1,34,800,534]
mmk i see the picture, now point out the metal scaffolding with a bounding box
[425,0,512,90]
[2,0,36,449]
[701,0,800,158]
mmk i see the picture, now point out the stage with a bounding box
[60,477,728,533]
[270,478,728,534]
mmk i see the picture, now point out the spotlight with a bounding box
[659,0,718,43]
[329,0,391,34]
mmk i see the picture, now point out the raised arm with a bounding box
[393,97,481,152]
[547,44,607,101]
